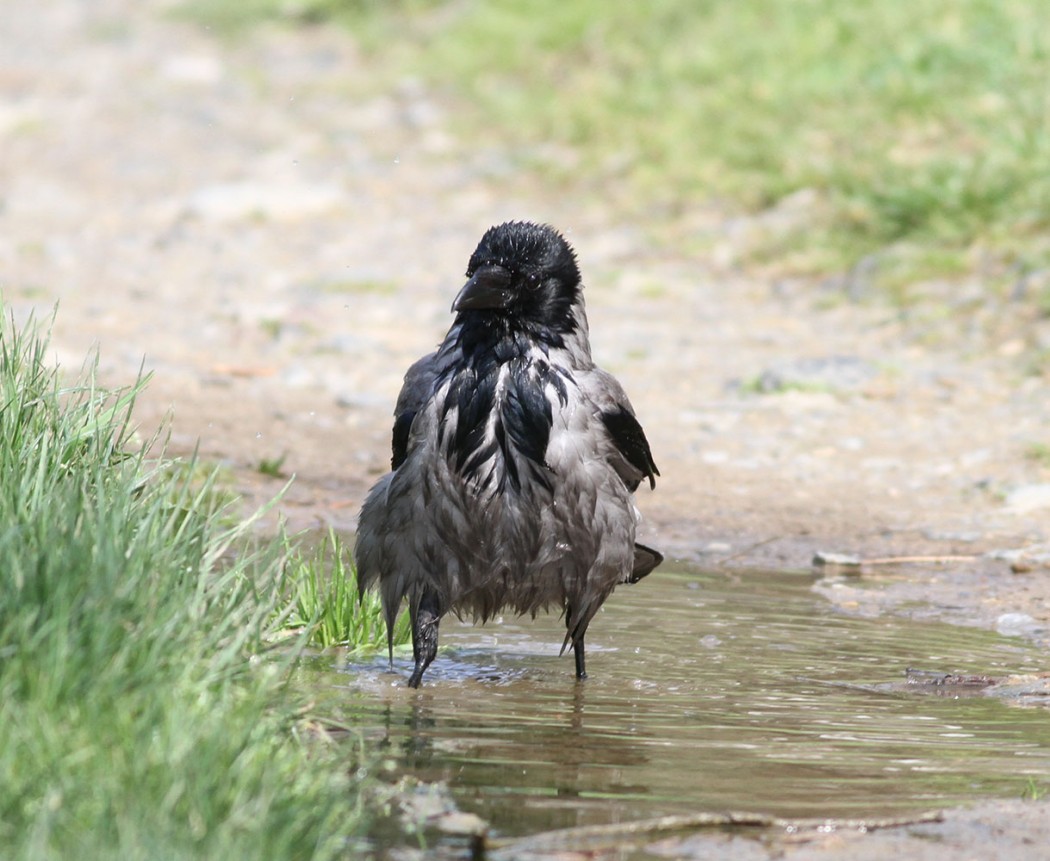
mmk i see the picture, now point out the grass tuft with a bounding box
[1022,777,1048,801]
[1024,442,1050,469]
[0,309,369,860]
[281,529,411,651]
[258,451,289,478]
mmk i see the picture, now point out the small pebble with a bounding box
[812,551,862,568]
[1004,483,1050,514]
[995,613,1040,637]
[433,812,487,836]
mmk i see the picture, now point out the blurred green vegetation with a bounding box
[0,311,381,860]
[182,0,1050,306]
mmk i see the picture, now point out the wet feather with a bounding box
[355,221,661,685]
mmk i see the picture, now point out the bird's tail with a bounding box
[382,593,399,669]
[628,543,663,583]
[379,572,411,669]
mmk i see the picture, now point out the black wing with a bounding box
[601,404,659,491]
[390,410,414,470]
[390,351,440,470]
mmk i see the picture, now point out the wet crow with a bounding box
[354,221,660,687]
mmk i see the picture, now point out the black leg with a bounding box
[573,636,587,680]
[407,588,441,688]
[565,605,588,681]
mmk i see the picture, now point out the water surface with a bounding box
[301,566,1050,836]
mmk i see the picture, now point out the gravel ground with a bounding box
[3,2,1049,856]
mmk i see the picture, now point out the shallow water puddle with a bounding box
[301,566,1049,838]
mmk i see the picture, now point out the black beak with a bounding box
[452,264,514,312]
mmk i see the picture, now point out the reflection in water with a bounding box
[347,674,654,829]
[300,567,1050,837]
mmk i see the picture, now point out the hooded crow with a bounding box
[354,221,660,687]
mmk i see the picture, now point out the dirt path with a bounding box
[3,2,1049,856]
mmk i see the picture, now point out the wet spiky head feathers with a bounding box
[455,222,582,337]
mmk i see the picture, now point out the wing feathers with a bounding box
[390,351,440,469]
[601,405,659,491]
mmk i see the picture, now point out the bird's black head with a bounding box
[452,222,582,335]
